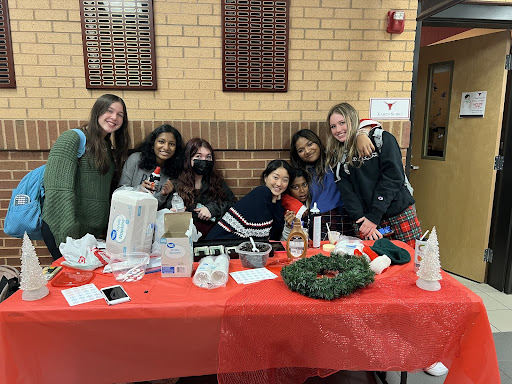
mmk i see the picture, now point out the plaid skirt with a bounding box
[353,205,421,248]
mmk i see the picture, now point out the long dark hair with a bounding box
[260,159,292,189]
[290,129,326,185]
[178,138,227,207]
[81,94,130,175]
[137,124,184,178]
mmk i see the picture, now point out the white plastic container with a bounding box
[106,188,158,256]
[310,202,321,249]
[171,193,185,212]
[236,242,272,268]
[414,240,428,272]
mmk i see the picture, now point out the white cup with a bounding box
[414,240,428,272]
[328,231,341,245]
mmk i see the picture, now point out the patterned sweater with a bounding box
[42,130,114,246]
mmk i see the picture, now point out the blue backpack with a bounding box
[4,129,86,240]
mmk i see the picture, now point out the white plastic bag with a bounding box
[152,208,172,254]
[60,233,103,270]
[333,235,363,256]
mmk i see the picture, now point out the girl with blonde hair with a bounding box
[328,102,421,247]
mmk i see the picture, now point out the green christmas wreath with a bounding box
[280,253,375,300]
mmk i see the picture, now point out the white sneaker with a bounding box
[424,362,449,376]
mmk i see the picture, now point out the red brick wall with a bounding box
[0,119,410,267]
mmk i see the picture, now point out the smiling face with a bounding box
[98,101,124,137]
[295,137,321,164]
[264,166,289,199]
[191,146,212,167]
[289,176,309,204]
[153,132,177,165]
[329,112,349,143]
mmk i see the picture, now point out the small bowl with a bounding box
[108,252,149,283]
[235,242,272,269]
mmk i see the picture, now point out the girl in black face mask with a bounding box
[174,138,237,239]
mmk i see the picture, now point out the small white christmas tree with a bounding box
[20,232,49,301]
[416,226,442,291]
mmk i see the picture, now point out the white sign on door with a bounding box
[370,98,411,120]
[459,91,487,118]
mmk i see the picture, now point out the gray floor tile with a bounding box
[500,362,512,380]
[478,283,503,294]
[488,310,512,332]
[475,291,508,311]
[487,290,512,309]
[500,369,512,384]
[398,371,446,384]
[493,331,512,361]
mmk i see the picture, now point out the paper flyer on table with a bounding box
[61,283,104,306]
[230,268,278,284]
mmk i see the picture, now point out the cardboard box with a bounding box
[106,189,158,256]
[160,212,193,277]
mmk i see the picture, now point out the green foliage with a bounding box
[280,253,375,300]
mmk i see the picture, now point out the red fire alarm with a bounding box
[387,10,405,34]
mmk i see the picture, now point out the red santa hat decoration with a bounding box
[358,119,382,130]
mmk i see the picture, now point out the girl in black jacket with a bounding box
[328,102,421,247]
[173,138,236,240]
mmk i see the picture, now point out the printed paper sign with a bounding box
[370,98,411,120]
[459,91,486,118]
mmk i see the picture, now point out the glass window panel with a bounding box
[423,61,454,159]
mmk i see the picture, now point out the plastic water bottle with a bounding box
[310,202,321,249]
[171,192,185,212]
[148,166,161,194]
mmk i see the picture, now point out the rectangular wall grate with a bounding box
[79,0,157,90]
[222,0,289,92]
[0,0,16,88]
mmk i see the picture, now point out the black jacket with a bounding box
[334,129,414,225]
[188,178,236,221]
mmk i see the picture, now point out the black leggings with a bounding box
[41,221,62,261]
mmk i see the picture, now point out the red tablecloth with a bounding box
[0,242,500,384]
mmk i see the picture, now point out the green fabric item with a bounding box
[42,130,114,246]
[370,238,411,265]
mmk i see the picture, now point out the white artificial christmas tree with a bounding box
[20,232,49,301]
[416,226,442,291]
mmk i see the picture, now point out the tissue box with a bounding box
[106,189,158,256]
[160,212,193,277]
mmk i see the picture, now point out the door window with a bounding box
[423,61,454,159]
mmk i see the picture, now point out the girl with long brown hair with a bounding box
[42,94,130,260]
[174,138,236,239]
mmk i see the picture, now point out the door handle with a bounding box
[411,165,419,170]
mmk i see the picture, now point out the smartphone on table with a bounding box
[100,285,131,305]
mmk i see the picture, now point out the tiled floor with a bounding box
[384,273,512,384]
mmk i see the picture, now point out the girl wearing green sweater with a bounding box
[42,94,130,260]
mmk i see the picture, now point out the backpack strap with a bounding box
[71,128,87,158]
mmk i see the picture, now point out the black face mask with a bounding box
[192,159,213,175]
